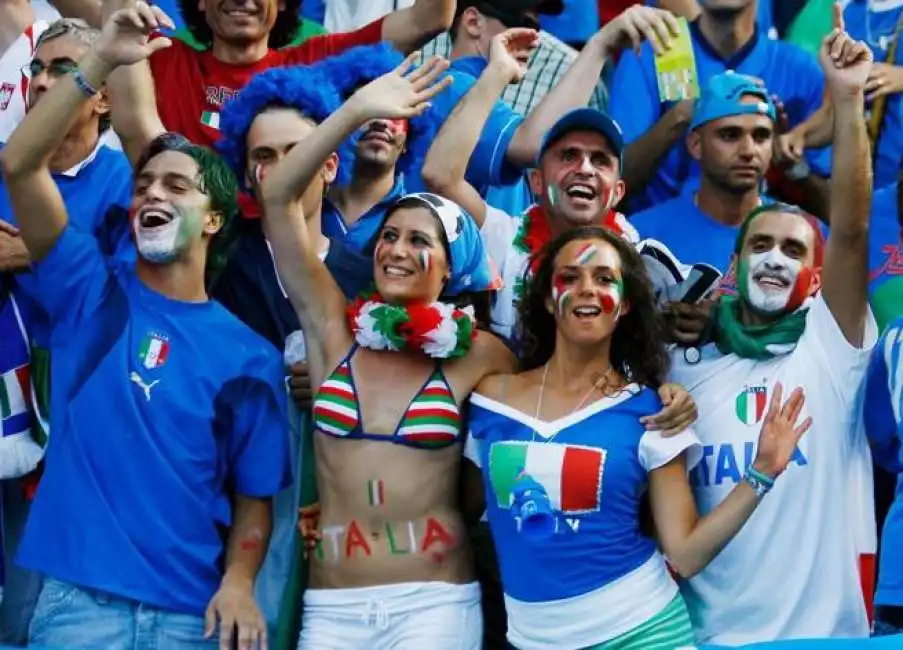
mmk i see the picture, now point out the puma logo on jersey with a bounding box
[130,372,160,401]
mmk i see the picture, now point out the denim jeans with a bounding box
[28,579,217,649]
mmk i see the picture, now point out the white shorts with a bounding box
[298,581,482,650]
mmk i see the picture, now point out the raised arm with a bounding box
[381,0,456,54]
[0,1,172,260]
[259,55,451,370]
[818,6,873,347]
[103,0,166,167]
[651,384,812,578]
[421,28,536,226]
[507,6,681,167]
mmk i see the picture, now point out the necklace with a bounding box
[531,362,615,445]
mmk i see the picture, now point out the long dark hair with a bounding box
[518,227,670,387]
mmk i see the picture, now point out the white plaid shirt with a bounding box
[419,31,608,116]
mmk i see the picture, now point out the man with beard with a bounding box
[630,71,776,273]
[0,4,290,646]
[668,11,878,643]
[609,0,829,214]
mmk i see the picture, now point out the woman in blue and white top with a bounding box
[465,225,812,649]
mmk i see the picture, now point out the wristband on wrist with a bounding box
[73,69,98,97]
[744,465,775,498]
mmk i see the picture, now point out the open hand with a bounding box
[204,574,267,650]
[641,383,698,435]
[349,52,452,122]
[752,383,813,479]
[489,28,539,84]
[594,5,681,57]
[818,3,873,99]
[94,1,173,67]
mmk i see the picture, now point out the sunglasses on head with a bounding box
[475,3,540,31]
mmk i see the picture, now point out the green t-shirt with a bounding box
[173,18,328,51]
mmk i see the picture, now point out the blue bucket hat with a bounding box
[384,193,502,297]
[536,108,625,168]
[690,71,777,131]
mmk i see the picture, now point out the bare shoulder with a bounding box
[471,329,518,375]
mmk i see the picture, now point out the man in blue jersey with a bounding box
[0,5,290,648]
[867,179,903,332]
[409,1,680,216]
[863,315,903,636]
[631,71,776,273]
[610,0,829,214]
[0,17,133,646]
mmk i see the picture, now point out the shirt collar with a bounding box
[57,138,104,178]
[689,18,762,69]
[450,56,489,79]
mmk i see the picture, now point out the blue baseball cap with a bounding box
[536,108,625,168]
[690,71,777,131]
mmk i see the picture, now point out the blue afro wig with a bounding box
[215,66,356,188]
[309,43,440,179]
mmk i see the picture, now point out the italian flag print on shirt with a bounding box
[200,111,220,130]
[489,441,605,514]
[735,386,767,426]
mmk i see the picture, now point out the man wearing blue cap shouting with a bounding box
[631,71,779,275]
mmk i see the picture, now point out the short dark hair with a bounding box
[135,133,240,285]
[518,226,671,387]
[178,0,301,49]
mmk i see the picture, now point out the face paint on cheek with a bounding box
[547,184,559,207]
[601,279,623,314]
[254,163,267,187]
[552,275,572,317]
[740,249,811,314]
[388,119,408,136]
[419,249,431,274]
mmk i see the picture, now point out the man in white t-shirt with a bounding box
[669,11,879,644]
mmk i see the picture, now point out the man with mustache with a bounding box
[667,12,879,643]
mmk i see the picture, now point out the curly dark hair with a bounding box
[518,226,671,387]
[178,0,301,50]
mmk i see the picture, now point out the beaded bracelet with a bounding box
[744,465,776,498]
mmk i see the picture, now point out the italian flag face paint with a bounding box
[254,163,267,187]
[552,275,572,317]
[419,249,431,274]
[574,243,597,266]
[738,250,812,315]
[601,278,623,315]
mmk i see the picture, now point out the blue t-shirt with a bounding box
[322,176,406,251]
[862,318,903,606]
[405,56,533,217]
[468,386,693,602]
[630,191,742,273]
[845,0,903,189]
[867,182,903,330]
[17,226,292,615]
[0,144,134,348]
[609,21,827,212]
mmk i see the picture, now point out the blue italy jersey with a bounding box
[845,0,903,189]
[867,183,903,331]
[468,385,698,602]
[863,318,903,606]
[609,21,826,212]
[321,176,406,251]
[404,56,533,216]
[0,143,134,348]
[17,226,292,615]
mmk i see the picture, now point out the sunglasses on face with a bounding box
[22,58,79,79]
[476,3,540,31]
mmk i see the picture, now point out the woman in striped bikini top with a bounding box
[313,344,463,449]
[260,69,516,647]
